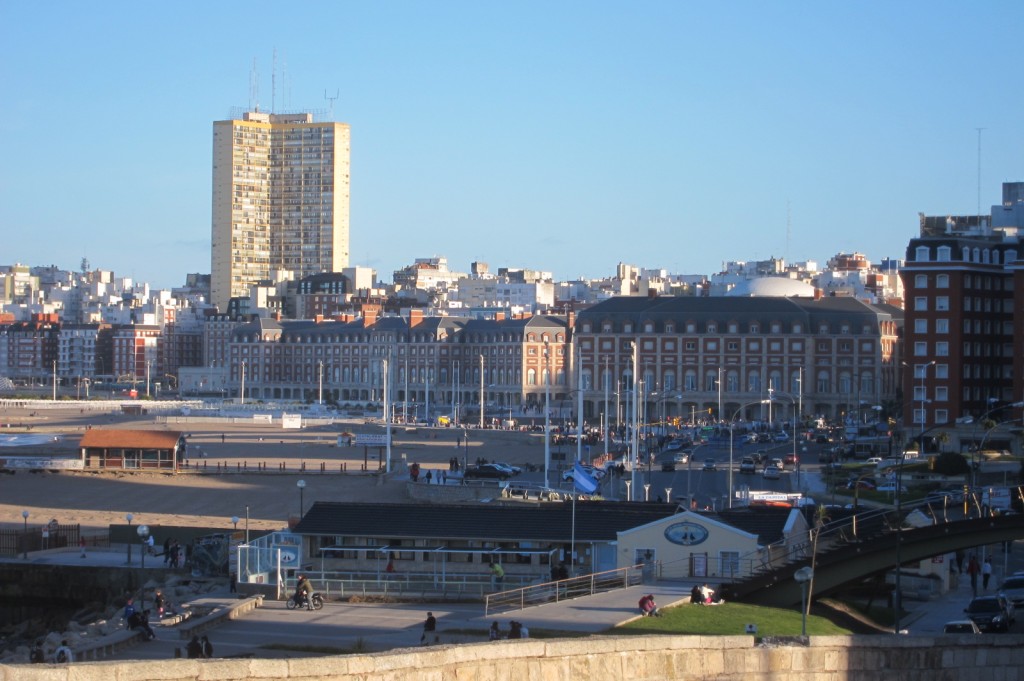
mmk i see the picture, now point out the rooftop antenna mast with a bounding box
[976,127,986,220]
[325,89,340,120]
[785,200,792,265]
[272,48,277,113]
[249,58,260,112]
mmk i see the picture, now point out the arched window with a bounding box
[527,368,537,385]
[747,371,761,392]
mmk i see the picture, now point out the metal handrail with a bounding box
[484,564,644,616]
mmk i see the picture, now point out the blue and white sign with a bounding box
[664,521,709,546]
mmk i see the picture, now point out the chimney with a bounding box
[363,307,379,326]
[566,309,575,329]
[314,314,324,324]
[407,308,424,327]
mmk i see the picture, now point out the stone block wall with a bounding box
[3,634,1023,680]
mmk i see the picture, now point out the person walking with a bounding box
[201,635,214,658]
[966,554,981,596]
[420,611,437,644]
[982,556,993,590]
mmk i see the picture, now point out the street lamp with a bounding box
[21,510,29,559]
[728,400,770,508]
[125,513,134,565]
[137,525,149,569]
[231,516,239,531]
[543,342,551,489]
[296,479,307,517]
[794,566,813,637]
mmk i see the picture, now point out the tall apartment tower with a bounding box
[211,111,350,310]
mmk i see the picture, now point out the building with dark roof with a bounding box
[226,313,570,420]
[573,295,900,424]
[288,500,805,583]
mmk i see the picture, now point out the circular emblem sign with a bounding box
[664,521,709,546]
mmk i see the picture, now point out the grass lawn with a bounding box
[611,602,854,637]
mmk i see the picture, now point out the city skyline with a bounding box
[2,2,1022,290]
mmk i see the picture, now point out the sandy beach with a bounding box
[0,403,561,533]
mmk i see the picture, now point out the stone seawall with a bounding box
[3,634,1024,681]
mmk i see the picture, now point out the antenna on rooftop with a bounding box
[249,58,260,112]
[272,48,277,113]
[976,127,986,219]
[785,201,792,265]
[325,89,340,120]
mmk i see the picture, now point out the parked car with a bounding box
[773,432,790,443]
[702,458,717,471]
[996,575,1024,609]
[762,465,781,480]
[463,464,511,480]
[865,457,884,465]
[769,458,785,470]
[783,453,798,465]
[491,462,522,476]
[751,450,769,465]
[964,595,1014,632]
[739,457,756,474]
[846,479,876,490]
[943,620,983,635]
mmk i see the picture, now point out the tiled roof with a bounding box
[294,501,679,542]
[79,429,183,449]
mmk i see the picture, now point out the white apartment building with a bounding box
[211,111,350,309]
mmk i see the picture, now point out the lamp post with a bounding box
[318,360,324,406]
[231,516,239,531]
[137,525,149,570]
[543,342,551,489]
[125,513,134,565]
[479,354,485,429]
[794,566,813,637]
[728,400,770,508]
[21,510,29,559]
[137,525,149,609]
[296,479,306,517]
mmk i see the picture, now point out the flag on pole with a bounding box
[572,462,599,494]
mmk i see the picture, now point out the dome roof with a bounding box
[726,277,816,298]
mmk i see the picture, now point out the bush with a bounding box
[932,452,969,476]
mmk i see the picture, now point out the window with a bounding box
[720,551,740,578]
[914,297,928,311]
[935,364,948,379]
[663,372,676,391]
[914,274,928,288]
[727,341,739,351]
[914,342,927,356]
[747,372,761,391]
[936,319,949,333]
[915,246,930,262]
[935,409,948,424]
[937,246,951,261]
[527,368,536,385]
[816,372,830,393]
[935,296,949,311]
[936,274,949,288]
[935,342,949,356]
[684,372,697,391]
[727,372,738,392]
[685,341,696,351]
[935,386,948,402]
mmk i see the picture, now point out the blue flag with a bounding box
[572,462,599,494]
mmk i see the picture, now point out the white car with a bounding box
[865,457,883,465]
[763,465,781,480]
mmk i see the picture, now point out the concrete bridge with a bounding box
[730,512,1024,607]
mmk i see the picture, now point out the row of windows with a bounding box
[584,338,876,354]
[914,244,1018,265]
[584,321,873,335]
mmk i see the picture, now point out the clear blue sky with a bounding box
[2,1,1022,289]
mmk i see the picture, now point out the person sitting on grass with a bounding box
[639,593,661,617]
